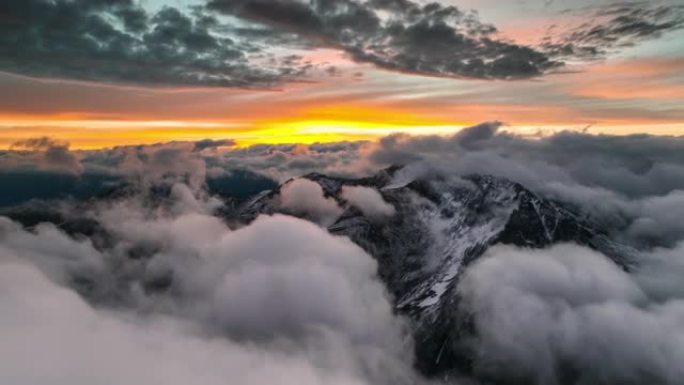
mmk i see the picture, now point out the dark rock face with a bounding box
[233,167,636,378]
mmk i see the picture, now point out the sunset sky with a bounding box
[1,0,683,149]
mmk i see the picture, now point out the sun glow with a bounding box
[2,102,682,150]
[0,106,468,149]
[234,119,466,146]
[227,105,469,146]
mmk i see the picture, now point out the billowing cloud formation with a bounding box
[217,141,370,181]
[459,244,684,385]
[369,122,684,199]
[361,123,684,247]
[279,178,343,225]
[209,0,560,79]
[4,127,684,384]
[341,185,395,220]
[636,242,684,301]
[7,123,684,248]
[0,248,404,385]
[0,0,310,87]
[0,174,419,384]
[113,142,209,190]
[627,191,684,247]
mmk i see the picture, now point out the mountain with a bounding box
[2,165,637,379]
[231,166,637,378]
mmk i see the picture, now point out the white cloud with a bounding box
[627,190,684,246]
[458,244,684,385]
[341,186,395,220]
[0,202,419,385]
[278,178,343,226]
[0,257,373,385]
[8,125,684,384]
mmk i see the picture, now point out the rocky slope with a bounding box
[232,166,637,377]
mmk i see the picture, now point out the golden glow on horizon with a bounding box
[0,105,469,149]
[234,105,470,146]
[1,104,683,150]
[1,51,682,150]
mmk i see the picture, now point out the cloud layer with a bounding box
[0,252,404,385]
[341,185,395,220]
[0,177,419,384]
[459,244,684,385]
[6,121,684,249]
[4,126,684,384]
[279,178,344,225]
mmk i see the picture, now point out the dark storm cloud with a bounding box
[0,0,310,87]
[209,0,562,79]
[543,1,684,59]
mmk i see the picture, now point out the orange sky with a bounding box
[1,55,683,149]
[1,0,683,149]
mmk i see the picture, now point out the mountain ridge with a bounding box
[0,165,638,380]
[231,166,637,377]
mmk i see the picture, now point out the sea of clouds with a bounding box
[2,123,684,384]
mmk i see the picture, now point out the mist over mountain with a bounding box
[2,0,683,382]
[3,125,684,385]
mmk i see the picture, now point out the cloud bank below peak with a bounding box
[4,124,684,384]
[459,243,684,385]
[0,176,418,385]
[5,121,684,249]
